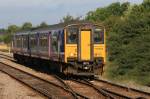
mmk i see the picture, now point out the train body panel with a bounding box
[12,22,106,76]
[65,44,77,62]
[94,44,106,63]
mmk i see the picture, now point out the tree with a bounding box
[106,1,150,85]
[22,22,32,30]
[2,25,19,44]
[60,14,81,23]
[86,2,130,22]
[86,11,96,22]
[39,22,48,28]
[7,25,19,34]
[86,1,150,85]
[0,35,4,42]
[0,28,6,33]
[3,34,11,44]
[120,2,130,14]
[142,0,150,11]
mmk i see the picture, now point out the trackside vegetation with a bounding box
[86,0,150,86]
[0,22,49,44]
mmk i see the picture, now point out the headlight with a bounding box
[70,53,74,57]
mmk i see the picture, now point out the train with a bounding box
[12,22,106,77]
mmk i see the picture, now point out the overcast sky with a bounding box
[0,0,143,28]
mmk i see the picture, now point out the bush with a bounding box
[86,0,150,86]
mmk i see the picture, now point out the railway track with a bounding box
[67,79,115,99]
[0,54,126,98]
[0,54,90,98]
[83,79,128,99]
[0,62,79,99]
[0,54,113,99]
[0,53,14,61]
[91,78,150,99]
[0,60,112,99]
[67,78,150,99]
[0,53,150,99]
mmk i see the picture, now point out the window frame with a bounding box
[39,33,49,52]
[66,26,79,44]
[30,34,37,51]
[51,31,59,53]
[22,35,28,49]
[16,35,22,48]
[93,27,104,44]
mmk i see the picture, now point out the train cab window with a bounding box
[51,31,58,53]
[94,28,104,44]
[67,27,78,44]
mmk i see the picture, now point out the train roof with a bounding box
[32,21,101,31]
[15,21,104,35]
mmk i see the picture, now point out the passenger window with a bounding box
[22,35,28,48]
[16,35,22,48]
[67,27,78,44]
[39,34,48,52]
[30,34,37,50]
[94,28,104,44]
[51,31,58,53]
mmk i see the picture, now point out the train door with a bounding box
[80,30,92,61]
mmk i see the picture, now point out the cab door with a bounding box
[80,30,91,61]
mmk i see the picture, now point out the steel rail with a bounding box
[53,75,89,99]
[71,79,115,99]
[0,62,77,99]
[1,53,149,98]
[0,54,89,98]
[94,78,150,98]
[84,79,134,99]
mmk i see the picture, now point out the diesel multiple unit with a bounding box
[12,22,106,76]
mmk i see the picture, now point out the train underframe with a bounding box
[64,58,104,77]
[13,53,104,77]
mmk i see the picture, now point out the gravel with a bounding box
[0,71,46,99]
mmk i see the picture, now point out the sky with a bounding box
[0,0,143,28]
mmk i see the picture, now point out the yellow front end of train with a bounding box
[64,23,106,76]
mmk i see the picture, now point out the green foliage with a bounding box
[86,1,150,85]
[3,34,12,44]
[86,2,130,22]
[0,35,4,42]
[3,22,32,44]
[39,22,48,28]
[3,25,20,44]
[107,2,150,85]
[7,25,19,34]
[0,28,6,33]
[142,0,150,11]
[60,14,81,23]
[22,22,32,30]
[0,29,6,42]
